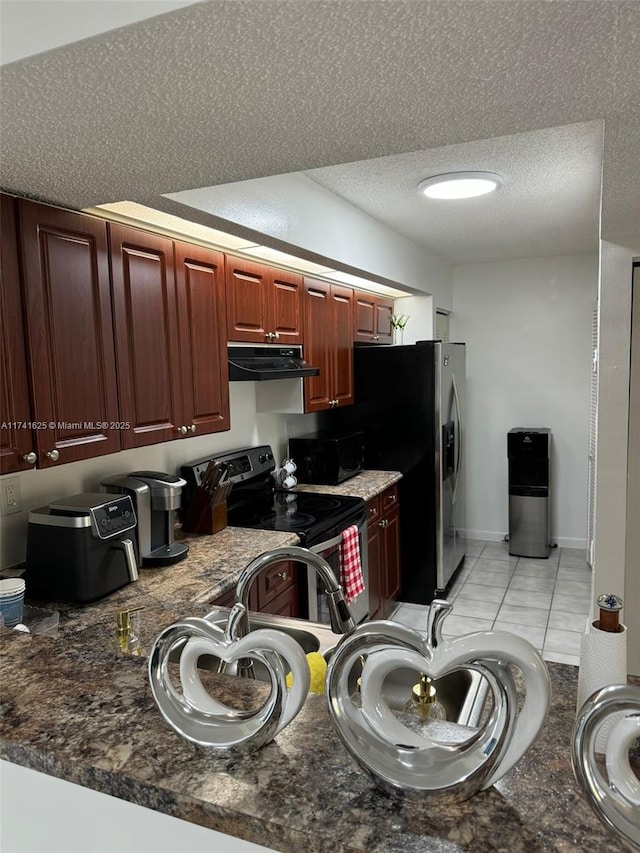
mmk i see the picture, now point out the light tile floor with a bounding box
[391,539,592,666]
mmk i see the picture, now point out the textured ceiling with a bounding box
[1,0,638,258]
[179,122,603,264]
[304,123,603,264]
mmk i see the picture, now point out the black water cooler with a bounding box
[508,428,551,558]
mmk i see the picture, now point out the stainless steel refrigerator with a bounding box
[322,340,466,603]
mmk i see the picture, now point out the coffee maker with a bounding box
[100,471,189,567]
[26,493,139,602]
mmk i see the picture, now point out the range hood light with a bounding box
[418,172,502,200]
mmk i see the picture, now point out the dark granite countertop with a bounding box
[1,472,631,851]
[1,609,633,853]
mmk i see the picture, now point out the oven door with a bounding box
[307,512,369,625]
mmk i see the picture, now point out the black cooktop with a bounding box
[228,489,364,545]
[181,444,365,545]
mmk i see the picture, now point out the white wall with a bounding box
[167,173,453,308]
[0,383,318,569]
[594,240,640,675]
[450,253,598,546]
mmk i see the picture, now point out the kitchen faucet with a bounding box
[234,545,356,639]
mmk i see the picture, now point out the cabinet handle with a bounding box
[177,425,188,435]
[386,494,396,502]
[277,571,287,580]
[374,335,379,341]
[273,332,280,340]
[46,449,60,462]
[368,507,376,516]
[190,425,196,433]
[378,519,388,528]
[23,452,37,465]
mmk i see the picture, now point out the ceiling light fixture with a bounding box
[418,171,502,200]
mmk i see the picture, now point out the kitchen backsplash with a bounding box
[0,382,319,569]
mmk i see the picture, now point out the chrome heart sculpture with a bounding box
[149,602,310,753]
[572,683,640,851]
[326,599,551,801]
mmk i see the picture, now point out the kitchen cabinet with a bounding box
[110,224,230,448]
[174,242,230,436]
[211,560,300,617]
[303,278,354,412]
[256,559,300,618]
[0,195,36,473]
[16,197,121,468]
[353,290,394,344]
[365,498,384,619]
[110,223,182,448]
[226,257,303,345]
[366,484,401,618]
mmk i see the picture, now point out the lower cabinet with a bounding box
[211,560,300,618]
[366,484,401,619]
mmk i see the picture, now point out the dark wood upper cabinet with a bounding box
[269,268,303,344]
[109,223,182,449]
[225,258,268,342]
[303,278,354,413]
[111,226,231,447]
[226,258,303,344]
[174,242,230,436]
[17,198,121,468]
[302,279,333,412]
[0,195,37,473]
[354,290,394,344]
[332,285,355,406]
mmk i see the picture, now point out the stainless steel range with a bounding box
[180,445,369,623]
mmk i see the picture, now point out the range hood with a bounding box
[228,346,320,381]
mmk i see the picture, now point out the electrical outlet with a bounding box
[1,476,22,516]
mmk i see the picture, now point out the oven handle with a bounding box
[309,532,344,553]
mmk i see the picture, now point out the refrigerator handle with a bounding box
[452,372,463,506]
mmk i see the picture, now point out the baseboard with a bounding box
[552,536,587,550]
[463,529,507,542]
[462,529,586,550]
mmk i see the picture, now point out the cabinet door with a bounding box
[256,560,297,607]
[303,278,333,412]
[261,583,300,618]
[331,284,354,407]
[374,297,394,344]
[269,268,303,344]
[174,242,230,436]
[354,291,376,342]
[366,498,383,620]
[18,199,121,467]
[354,291,394,344]
[225,258,269,342]
[0,195,36,473]
[109,223,182,448]
[383,505,401,603]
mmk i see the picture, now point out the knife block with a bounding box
[181,487,228,535]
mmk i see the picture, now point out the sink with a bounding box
[168,611,489,727]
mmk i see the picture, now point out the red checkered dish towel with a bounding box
[340,524,365,604]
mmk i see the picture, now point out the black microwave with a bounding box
[288,430,365,485]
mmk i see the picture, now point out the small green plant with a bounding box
[390,314,410,331]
